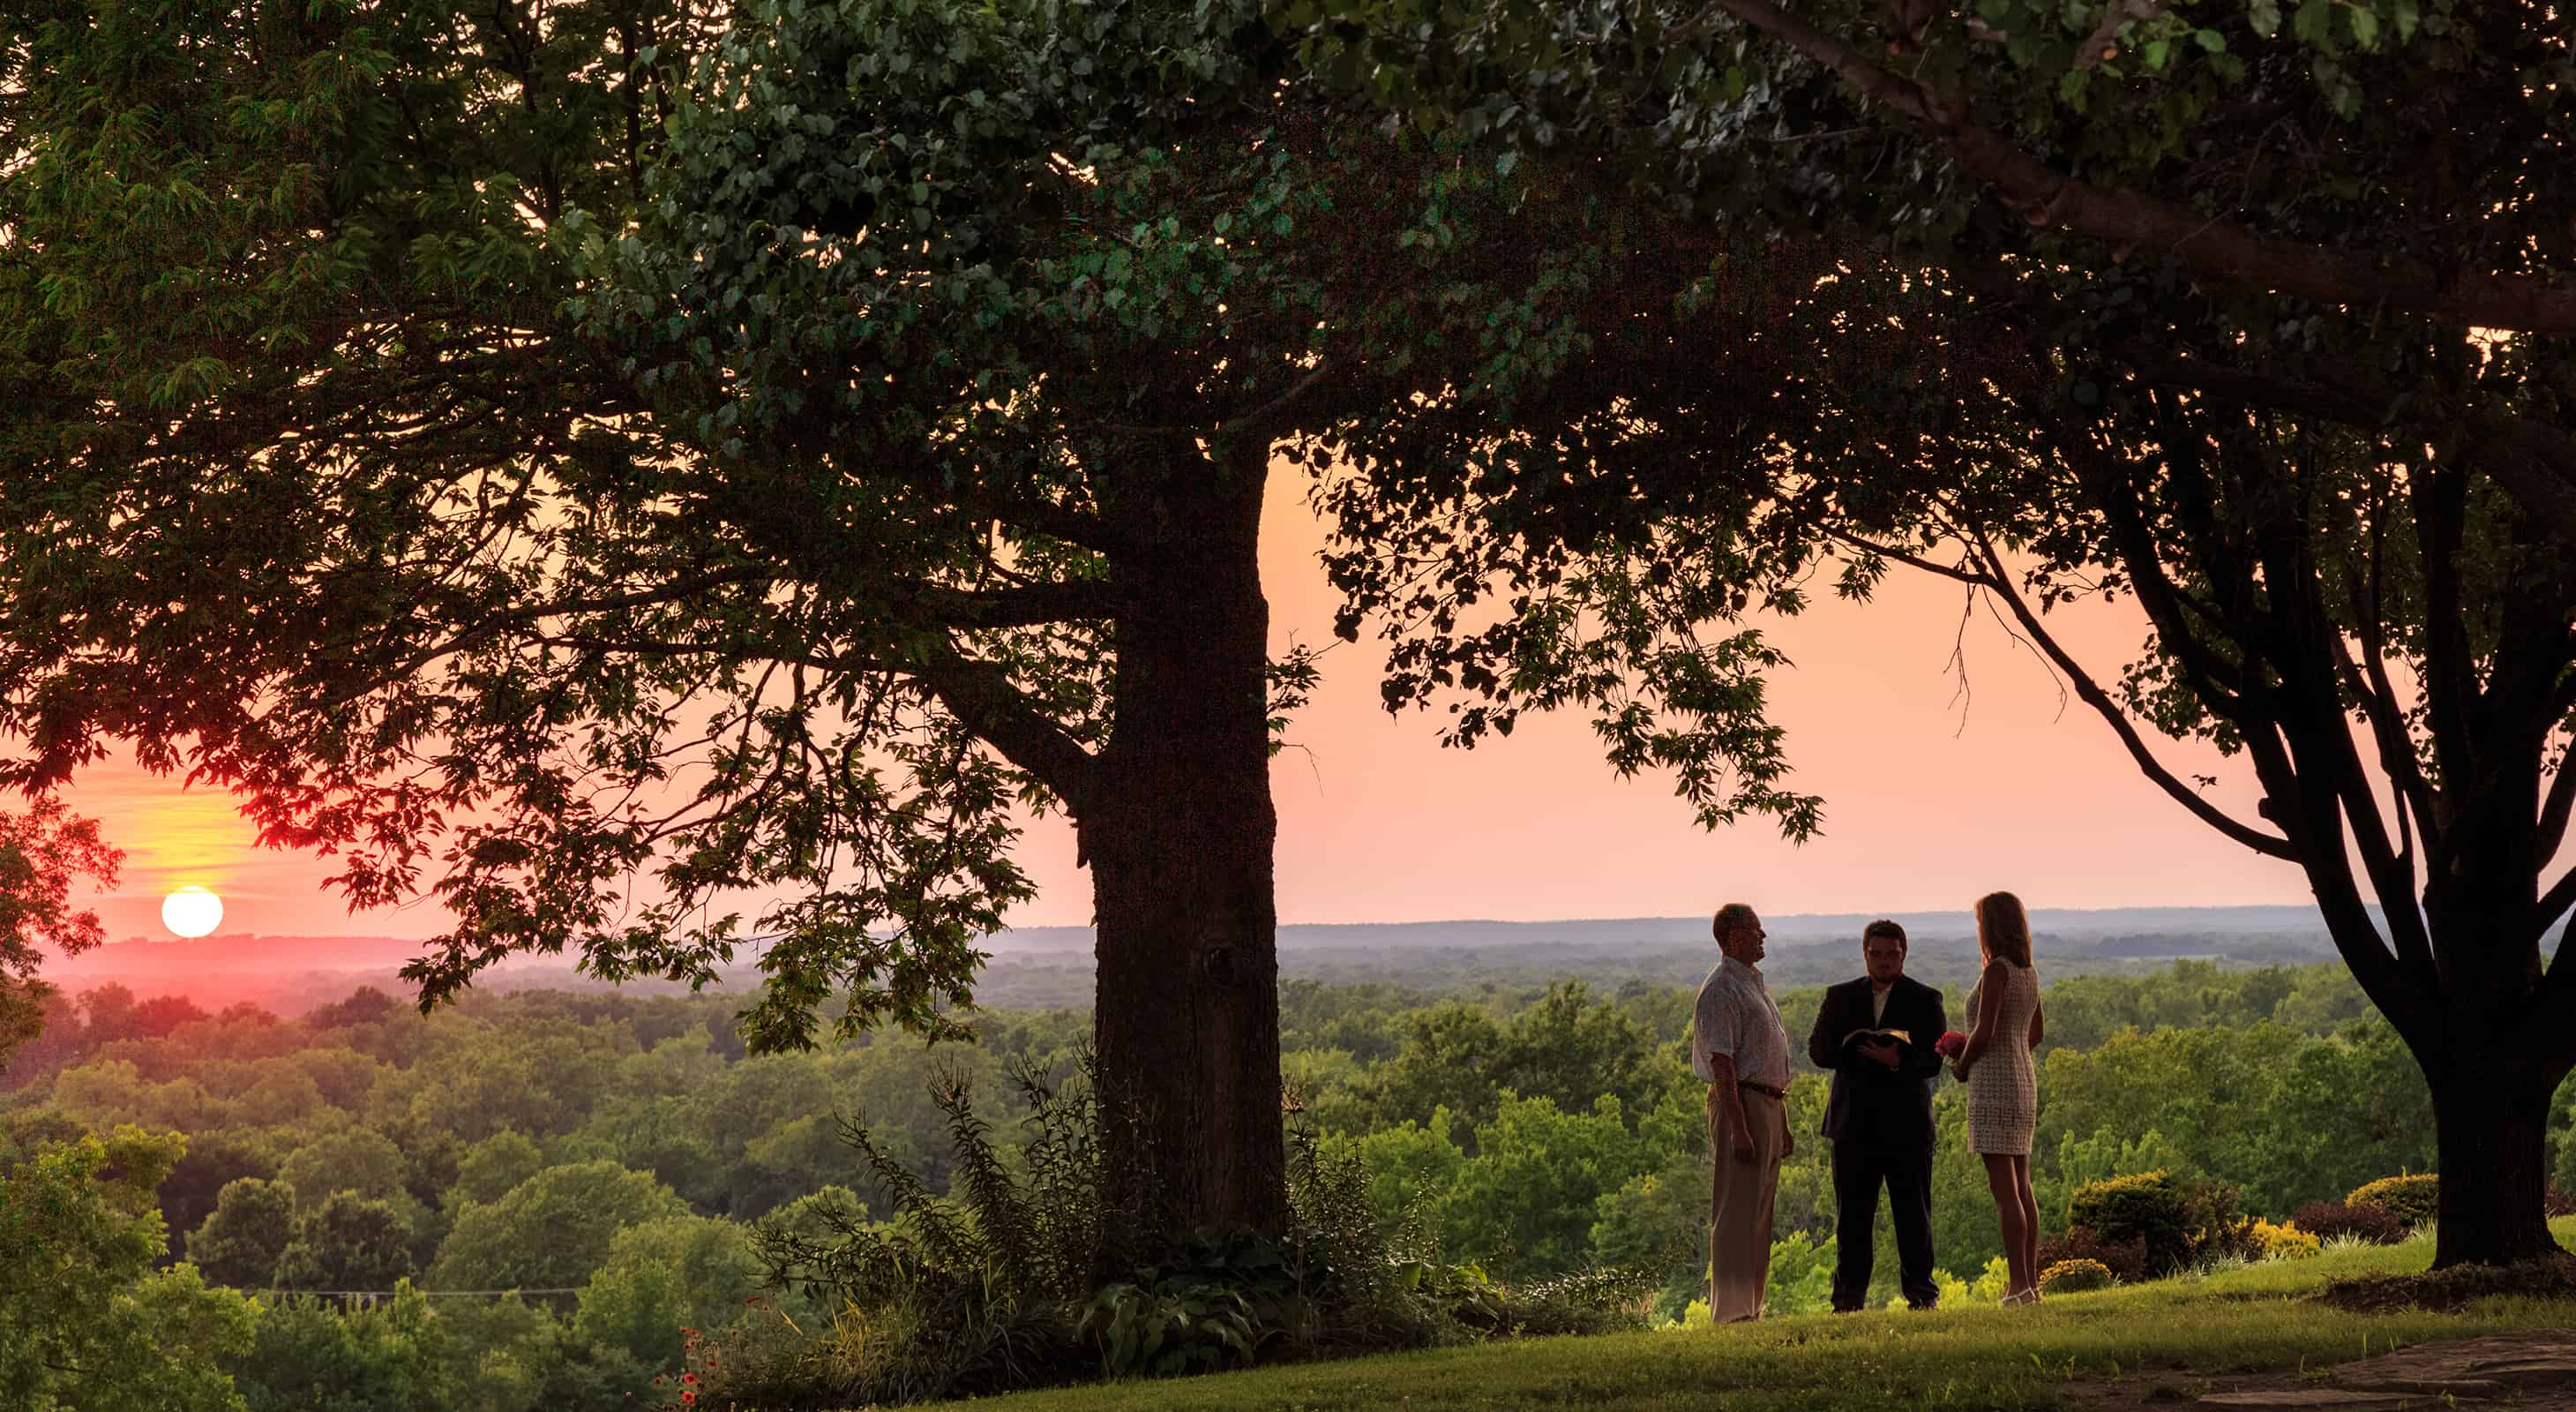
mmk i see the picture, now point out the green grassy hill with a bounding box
[921,1223,2576,1411]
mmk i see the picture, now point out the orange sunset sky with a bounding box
[61,469,2311,943]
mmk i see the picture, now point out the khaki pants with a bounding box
[1707,1086,1786,1322]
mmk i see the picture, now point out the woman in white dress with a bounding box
[1953,890,2044,1303]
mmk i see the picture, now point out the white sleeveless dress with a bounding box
[1966,963,2040,1156]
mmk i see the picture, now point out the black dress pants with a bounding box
[1831,1139,1937,1311]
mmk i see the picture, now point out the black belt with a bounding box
[1738,1080,1787,1100]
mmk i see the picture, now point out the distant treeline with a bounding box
[4,958,2542,1410]
[41,920,2355,1022]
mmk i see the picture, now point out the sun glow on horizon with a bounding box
[161,886,225,938]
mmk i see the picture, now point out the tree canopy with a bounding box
[1281,0,2576,1264]
[0,1126,258,1411]
[0,0,1839,1232]
[0,802,119,1068]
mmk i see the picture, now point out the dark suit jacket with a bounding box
[1807,974,1948,1147]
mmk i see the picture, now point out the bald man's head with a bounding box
[1713,904,1766,964]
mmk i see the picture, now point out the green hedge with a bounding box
[2068,1172,2197,1277]
[2038,1258,2115,1294]
[2347,1175,2438,1227]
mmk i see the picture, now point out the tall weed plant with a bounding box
[678,1053,1646,1409]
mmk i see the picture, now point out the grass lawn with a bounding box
[916,1220,2576,1411]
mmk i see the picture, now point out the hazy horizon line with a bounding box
[75,899,2360,953]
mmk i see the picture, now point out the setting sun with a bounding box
[161,886,224,938]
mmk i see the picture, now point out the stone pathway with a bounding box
[2186,1329,2576,1408]
[2197,1394,2424,1409]
[2068,1330,2576,1410]
[2327,1329,2576,1399]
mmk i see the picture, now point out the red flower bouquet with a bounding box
[1934,1030,1967,1058]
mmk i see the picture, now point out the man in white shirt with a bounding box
[1690,902,1793,1322]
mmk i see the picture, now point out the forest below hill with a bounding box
[5,957,2553,1410]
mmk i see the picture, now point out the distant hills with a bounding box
[56,904,2348,976]
[38,905,2360,1017]
[49,932,442,979]
[983,905,2356,953]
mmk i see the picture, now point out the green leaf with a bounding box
[2292,0,2333,45]
[2348,5,2379,47]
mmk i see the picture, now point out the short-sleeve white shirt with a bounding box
[1691,955,1792,1089]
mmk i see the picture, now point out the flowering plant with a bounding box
[1933,1031,1967,1058]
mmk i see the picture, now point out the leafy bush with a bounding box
[696,1053,1649,1408]
[1483,1264,1657,1337]
[1081,1279,1260,1375]
[2248,1219,2321,1261]
[2550,1185,2576,1220]
[2035,1225,2151,1284]
[2037,1258,2114,1294]
[2291,1200,2409,1246]
[2348,1174,2439,1226]
[656,1299,829,1411]
[2067,1172,2198,1276]
[2190,1213,2267,1269]
[738,1057,1107,1407]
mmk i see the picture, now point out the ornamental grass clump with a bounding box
[2290,1200,2409,1246]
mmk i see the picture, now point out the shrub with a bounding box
[2191,1213,2267,1268]
[737,1058,1111,1407]
[2037,1258,2115,1294]
[2035,1226,2151,1284]
[2550,1185,2576,1220]
[2248,1219,2322,1261]
[2348,1174,2439,1226]
[694,1051,1643,1408]
[2292,1200,2408,1246]
[1081,1280,1260,1376]
[2067,1172,2198,1276]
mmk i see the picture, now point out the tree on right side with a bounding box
[1289,0,2576,1267]
[1686,247,2576,1266]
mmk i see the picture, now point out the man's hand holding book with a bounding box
[1845,1026,1911,1070]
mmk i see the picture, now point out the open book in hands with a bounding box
[1842,1028,1913,1048]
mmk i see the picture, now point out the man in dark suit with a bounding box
[1806,918,1948,1311]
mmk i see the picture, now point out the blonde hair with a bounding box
[1974,891,2034,968]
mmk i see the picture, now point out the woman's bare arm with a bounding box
[2028,996,2045,1051]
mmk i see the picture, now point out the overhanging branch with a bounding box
[1951,520,2297,860]
[918,580,1120,629]
[907,642,1100,814]
[1698,0,2576,335]
[2130,353,2576,539]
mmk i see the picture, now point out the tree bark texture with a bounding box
[2428,1063,2560,1266]
[1084,455,1287,1238]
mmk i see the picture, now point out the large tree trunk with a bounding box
[2426,1058,2560,1267]
[2413,874,2567,1268]
[1084,460,1286,1239]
